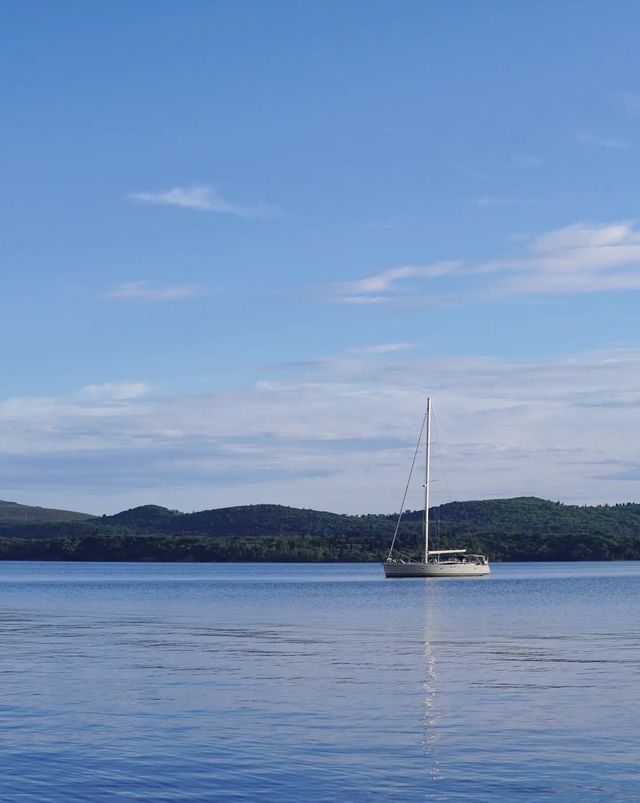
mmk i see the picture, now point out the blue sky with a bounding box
[2,1,640,514]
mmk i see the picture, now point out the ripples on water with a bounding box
[0,562,639,801]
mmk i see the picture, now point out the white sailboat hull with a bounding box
[383,561,490,578]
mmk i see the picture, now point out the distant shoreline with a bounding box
[2,497,640,562]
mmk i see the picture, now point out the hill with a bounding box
[0,497,640,562]
[0,500,93,524]
[104,503,360,536]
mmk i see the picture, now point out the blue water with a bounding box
[0,562,639,801]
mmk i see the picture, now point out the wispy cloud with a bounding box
[271,343,413,375]
[483,220,640,296]
[473,196,516,208]
[3,349,640,513]
[317,220,640,304]
[578,132,632,150]
[346,343,413,355]
[81,382,150,401]
[107,281,199,302]
[532,221,635,251]
[474,196,539,209]
[128,185,280,218]
[320,262,459,305]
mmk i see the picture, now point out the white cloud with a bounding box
[81,383,150,401]
[473,196,516,207]
[128,185,280,218]
[3,350,640,514]
[474,196,538,208]
[533,221,637,251]
[479,220,640,297]
[321,262,459,304]
[346,343,413,355]
[345,266,422,293]
[107,281,199,301]
[318,220,640,304]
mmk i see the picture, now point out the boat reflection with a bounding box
[421,582,442,783]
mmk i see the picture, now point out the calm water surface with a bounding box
[0,561,638,801]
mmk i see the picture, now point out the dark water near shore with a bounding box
[0,561,639,801]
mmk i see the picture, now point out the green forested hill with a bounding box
[424,497,640,561]
[0,497,640,561]
[0,500,93,524]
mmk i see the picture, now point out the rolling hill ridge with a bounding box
[0,496,639,561]
[0,500,93,524]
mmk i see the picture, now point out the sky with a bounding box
[2,0,640,515]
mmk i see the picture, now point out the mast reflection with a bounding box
[422,582,442,783]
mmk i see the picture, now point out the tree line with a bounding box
[0,497,639,561]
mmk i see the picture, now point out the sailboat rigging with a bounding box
[383,397,490,578]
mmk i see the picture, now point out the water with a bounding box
[0,562,638,801]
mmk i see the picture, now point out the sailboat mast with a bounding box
[423,397,431,563]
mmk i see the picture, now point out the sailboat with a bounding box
[383,398,490,578]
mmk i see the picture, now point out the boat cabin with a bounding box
[427,549,488,566]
